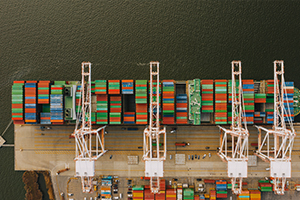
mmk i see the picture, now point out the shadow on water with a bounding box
[38,173,50,200]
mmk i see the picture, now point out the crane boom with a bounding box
[72,62,107,193]
[217,61,249,194]
[255,60,296,195]
[143,61,166,194]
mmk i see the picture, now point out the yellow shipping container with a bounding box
[133,193,143,198]
[166,195,176,198]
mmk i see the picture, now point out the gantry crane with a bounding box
[72,62,107,193]
[143,61,167,194]
[255,60,296,195]
[217,61,249,194]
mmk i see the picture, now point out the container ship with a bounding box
[11,79,300,126]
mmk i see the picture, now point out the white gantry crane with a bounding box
[217,61,249,194]
[143,61,167,194]
[255,60,296,195]
[72,62,107,193]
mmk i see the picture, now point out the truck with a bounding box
[56,168,70,175]
[175,142,190,147]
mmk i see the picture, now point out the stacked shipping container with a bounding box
[124,112,135,124]
[176,94,187,124]
[95,80,107,94]
[266,80,274,124]
[122,80,134,94]
[133,186,144,200]
[201,80,214,113]
[237,190,250,200]
[243,80,254,124]
[38,81,50,104]
[108,80,120,94]
[216,180,227,198]
[183,188,194,200]
[166,189,176,200]
[258,180,272,192]
[12,81,25,124]
[25,81,37,124]
[214,80,227,124]
[97,94,108,124]
[158,179,166,199]
[75,85,81,112]
[144,189,154,200]
[249,190,261,200]
[95,80,108,124]
[283,82,294,121]
[162,80,175,124]
[209,190,216,200]
[50,84,64,124]
[136,80,148,124]
[177,188,182,200]
[109,95,121,124]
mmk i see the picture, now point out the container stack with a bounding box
[249,190,261,200]
[209,190,216,200]
[109,95,122,124]
[144,189,154,200]
[177,188,182,200]
[50,84,64,124]
[101,176,112,200]
[38,81,50,104]
[123,112,135,124]
[91,81,95,94]
[155,180,166,200]
[283,81,294,121]
[243,80,255,124]
[162,80,175,124]
[132,186,144,200]
[216,180,227,198]
[201,80,214,113]
[97,94,108,124]
[12,81,25,124]
[237,190,249,200]
[75,84,82,116]
[214,80,227,124]
[266,80,274,124]
[40,112,51,124]
[258,180,272,192]
[176,94,188,124]
[254,112,265,124]
[25,81,37,124]
[183,188,194,200]
[95,80,107,94]
[166,189,176,200]
[100,185,111,200]
[108,80,120,94]
[136,80,148,124]
[149,80,162,122]
[122,80,134,94]
[254,94,266,104]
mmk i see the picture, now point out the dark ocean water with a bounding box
[1,1,300,199]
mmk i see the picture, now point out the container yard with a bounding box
[12,61,300,200]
